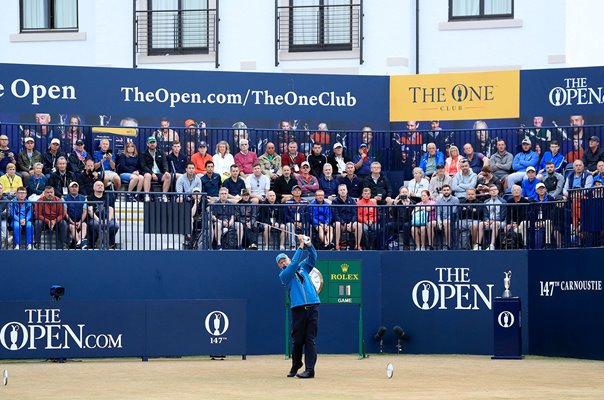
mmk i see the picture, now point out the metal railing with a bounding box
[276,1,363,65]
[2,188,603,251]
[1,122,600,174]
[135,5,219,67]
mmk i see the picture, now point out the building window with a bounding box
[449,0,513,21]
[20,0,78,32]
[287,0,355,52]
[146,0,210,55]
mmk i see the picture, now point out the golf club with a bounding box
[256,221,311,244]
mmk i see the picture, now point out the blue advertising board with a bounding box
[0,300,246,359]
[520,66,604,123]
[0,63,389,130]
[1,249,603,359]
[380,251,529,355]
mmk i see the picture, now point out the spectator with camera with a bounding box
[476,165,502,200]
[387,186,415,250]
[93,139,121,190]
[353,143,374,178]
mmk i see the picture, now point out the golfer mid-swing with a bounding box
[276,234,320,379]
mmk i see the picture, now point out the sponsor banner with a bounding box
[0,300,246,359]
[390,70,520,121]
[520,66,604,119]
[0,63,388,128]
[380,251,528,354]
[316,260,362,304]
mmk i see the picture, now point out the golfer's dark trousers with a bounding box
[291,304,319,372]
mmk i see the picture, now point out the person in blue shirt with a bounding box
[8,186,34,249]
[352,143,374,177]
[276,235,319,379]
[200,160,222,202]
[419,143,445,177]
[506,137,539,190]
[537,140,566,175]
[309,189,333,249]
[521,167,541,201]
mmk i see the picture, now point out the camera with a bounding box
[50,285,65,301]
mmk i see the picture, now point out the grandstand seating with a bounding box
[0,122,603,251]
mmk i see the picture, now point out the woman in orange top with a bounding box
[445,145,461,177]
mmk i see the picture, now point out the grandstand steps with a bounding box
[112,199,187,250]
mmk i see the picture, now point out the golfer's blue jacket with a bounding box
[279,245,320,308]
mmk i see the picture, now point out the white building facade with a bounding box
[0,0,601,75]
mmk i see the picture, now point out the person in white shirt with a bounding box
[408,167,430,201]
[245,162,270,204]
[213,140,235,177]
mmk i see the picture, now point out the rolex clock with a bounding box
[309,267,324,294]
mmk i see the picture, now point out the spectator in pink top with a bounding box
[234,138,258,176]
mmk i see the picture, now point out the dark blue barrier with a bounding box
[528,248,604,360]
[380,251,529,355]
[0,251,380,356]
[0,249,603,359]
[0,300,246,359]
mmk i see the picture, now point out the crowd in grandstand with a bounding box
[1,115,604,251]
